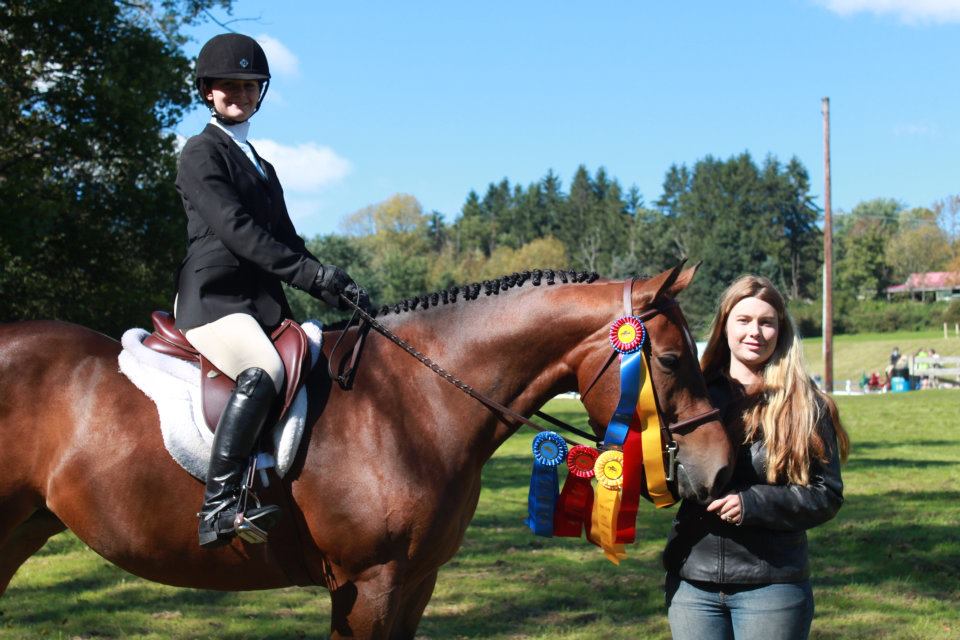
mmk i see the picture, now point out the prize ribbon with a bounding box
[637,350,676,508]
[589,450,627,564]
[617,421,645,543]
[553,445,599,538]
[604,317,646,449]
[526,431,568,537]
[603,316,649,541]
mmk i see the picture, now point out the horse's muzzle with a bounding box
[674,463,731,504]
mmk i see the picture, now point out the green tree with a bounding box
[285,233,372,323]
[0,0,230,336]
[556,165,629,273]
[886,207,952,283]
[452,190,492,256]
[762,157,821,299]
[610,206,678,279]
[344,193,432,303]
[653,153,819,330]
[834,198,902,300]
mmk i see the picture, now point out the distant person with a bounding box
[663,275,850,640]
[868,371,880,392]
[890,346,901,368]
[893,353,910,379]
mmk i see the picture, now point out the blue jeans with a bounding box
[665,575,814,640]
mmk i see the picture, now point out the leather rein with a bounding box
[330,279,720,467]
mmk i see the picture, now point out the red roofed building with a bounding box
[885,272,960,301]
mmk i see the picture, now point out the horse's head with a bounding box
[568,263,735,503]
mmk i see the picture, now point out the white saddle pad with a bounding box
[117,321,323,481]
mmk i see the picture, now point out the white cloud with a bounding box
[262,87,286,107]
[816,0,960,24]
[250,138,352,192]
[256,34,299,77]
[283,195,354,230]
[282,195,325,224]
[893,122,938,136]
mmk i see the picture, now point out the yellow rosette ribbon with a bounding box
[589,449,628,564]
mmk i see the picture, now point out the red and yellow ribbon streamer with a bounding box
[637,351,675,508]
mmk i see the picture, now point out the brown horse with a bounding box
[0,264,732,638]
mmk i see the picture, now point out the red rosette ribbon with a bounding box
[609,316,646,354]
[553,445,599,538]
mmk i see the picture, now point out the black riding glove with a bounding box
[310,264,372,313]
[343,281,373,314]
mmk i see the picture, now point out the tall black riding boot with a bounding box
[197,367,282,548]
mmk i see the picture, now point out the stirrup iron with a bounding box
[234,455,269,544]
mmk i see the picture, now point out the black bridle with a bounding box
[329,278,719,480]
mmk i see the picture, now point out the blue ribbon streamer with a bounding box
[604,349,645,448]
[527,431,568,537]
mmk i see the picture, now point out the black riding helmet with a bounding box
[195,33,271,116]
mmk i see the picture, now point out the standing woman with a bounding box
[175,33,368,548]
[663,275,849,640]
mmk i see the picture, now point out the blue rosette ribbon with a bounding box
[526,431,568,537]
[604,316,647,448]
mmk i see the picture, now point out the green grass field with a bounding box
[2,392,958,639]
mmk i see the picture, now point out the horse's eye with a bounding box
[657,354,681,369]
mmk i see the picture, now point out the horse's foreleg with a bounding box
[391,569,438,639]
[0,508,66,595]
[329,562,405,639]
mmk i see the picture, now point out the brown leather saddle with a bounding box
[143,311,311,432]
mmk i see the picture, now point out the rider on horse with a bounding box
[174,33,368,548]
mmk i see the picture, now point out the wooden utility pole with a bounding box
[821,97,834,393]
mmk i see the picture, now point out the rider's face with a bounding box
[206,79,260,122]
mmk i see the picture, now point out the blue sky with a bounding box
[177,1,960,238]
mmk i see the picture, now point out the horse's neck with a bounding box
[381,283,613,461]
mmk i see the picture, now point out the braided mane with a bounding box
[373,268,600,318]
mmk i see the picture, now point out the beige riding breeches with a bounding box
[182,312,285,394]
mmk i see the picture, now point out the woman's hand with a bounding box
[706,493,742,525]
[311,264,370,312]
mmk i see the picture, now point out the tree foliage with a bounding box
[0,0,231,336]
[885,207,952,283]
[834,198,901,301]
[652,153,822,328]
[330,154,827,334]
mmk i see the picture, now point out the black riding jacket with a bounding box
[174,123,322,331]
[662,375,844,584]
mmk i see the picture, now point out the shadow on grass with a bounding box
[850,439,957,451]
[843,457,959,470]
[812,489,960,598]
[481,453,535,491]
[4,574,237,626]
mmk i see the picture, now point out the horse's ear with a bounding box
[634,259,688,308]
[666,261,700,297]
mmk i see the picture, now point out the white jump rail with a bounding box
[909,356,960,380]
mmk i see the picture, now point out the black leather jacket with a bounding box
[662,376,844,584]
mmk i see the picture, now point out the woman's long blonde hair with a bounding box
[700,275,849,485]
